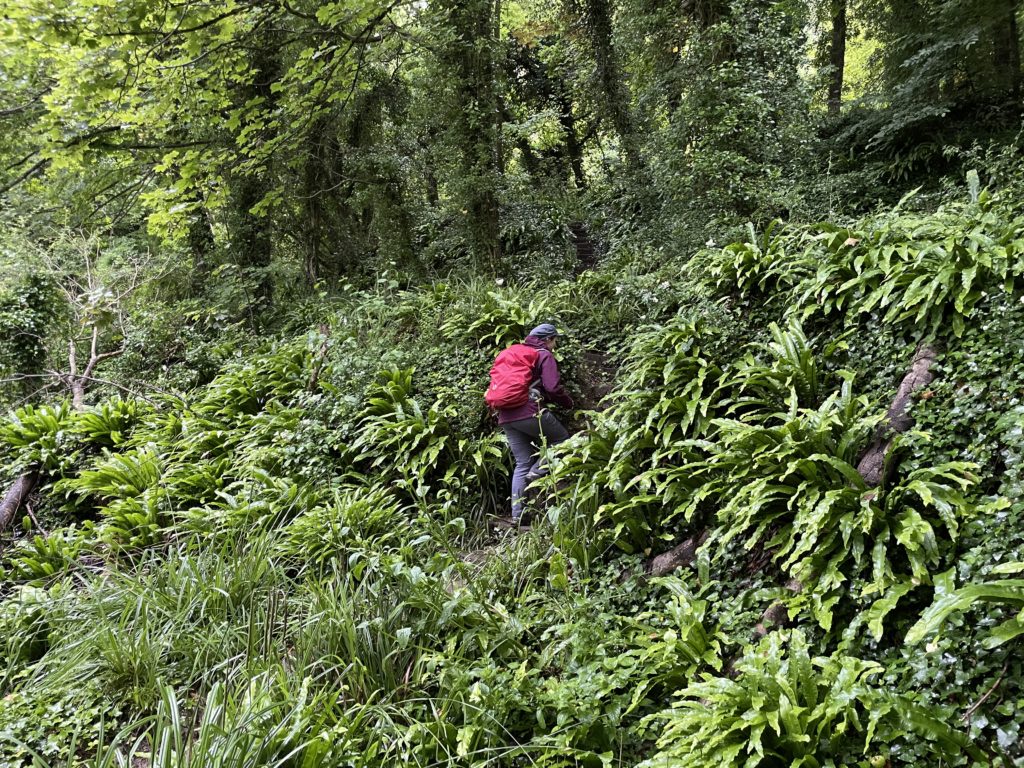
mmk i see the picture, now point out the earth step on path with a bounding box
[570,221,599,273]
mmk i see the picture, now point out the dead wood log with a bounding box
[856,343,939,487]
[645,530,709,577]
[0,470,38,535]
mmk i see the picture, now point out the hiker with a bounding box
[485,323,573,523]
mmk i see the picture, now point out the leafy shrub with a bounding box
[641,629,981,767]
[797,196,1024,337]
[0,527,83,582]
[56,446,165,548]
[0,585,63,672]
[698,391,977,630]
[439,284,562,350]
[0,681,124,768]
[0,401,76,474]
[611,317,729,447]
[276,486,405,573]
[71,397,146,448]
[729,319,825,419]
[549,317,733,551]
[349,368,458,494]
[710,194,1024,339]
[709,220,811,300]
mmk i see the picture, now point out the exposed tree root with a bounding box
[645,530,709,577]
[856,343,939,487]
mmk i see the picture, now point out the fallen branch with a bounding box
[856,343,939,487]
[0,470,39,536]
[646,530,708,577]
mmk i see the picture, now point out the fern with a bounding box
[730,319,825,419]
[709,219,812,299]
[0,528,83,582]
[55,446,166,549]
[350,368,456,493]
[798,199,1024,336]
[907,564,1024,649]
[72,397,145,448]
[0,401,75,473]
[641,629,981,767]
[440,286,559,350]
[276,486,405,572]
[695,385,976,630]
[552,318,730,551]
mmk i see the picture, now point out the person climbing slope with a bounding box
[485,323,573,524]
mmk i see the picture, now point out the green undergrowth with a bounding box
[3,185,1024,765]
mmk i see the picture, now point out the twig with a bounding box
[25,503,49,537]
[0,372,177,408]
[961,662,1009,723]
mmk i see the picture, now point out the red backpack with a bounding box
[485,344,540,409]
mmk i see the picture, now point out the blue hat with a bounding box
[528,323,560,338]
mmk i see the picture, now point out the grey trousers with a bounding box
[502,411,569,520]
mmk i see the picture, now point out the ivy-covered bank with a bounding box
[3,182,1024,766]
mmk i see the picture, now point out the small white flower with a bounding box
[495,278,505,285]
[706,238,716,247]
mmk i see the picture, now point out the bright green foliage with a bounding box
[709,194,1024,338]
[1,0,1024,762]
[710,220,810,300]
[71,398,145,448]
[612,318,728,446]
[730,319,824,418]
[350,368,458,494]
[276,486,405,574]
[440,286,561,350]
[642,629,980,767]
[908,565,1024,650]
[552,317,730,551]
[696,389,976,629]
[0,401,74,474]
[0,585,60,671]
[57,446,165,548]
[798,196,1024,336]
[0,683,124,768]
[0,528,83,582]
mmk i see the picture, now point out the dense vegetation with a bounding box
[2,0,1024,765]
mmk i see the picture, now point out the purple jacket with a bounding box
[496,335,574,424]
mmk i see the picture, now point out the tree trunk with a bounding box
[993,0,1022,99]
[856,344,939,487]
[439,0,502,268]
[229,29,280,304]
[0,470,37,536]
[187,200,215,282]
[581,0,642,169]
[827,0,847,116]
[556,88,588,190]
